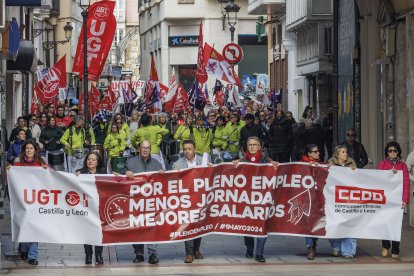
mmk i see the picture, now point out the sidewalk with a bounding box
[1,198,414,274]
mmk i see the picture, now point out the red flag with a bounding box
[203,43,242,86]
[164,84,188,114]
[79,84,101,117]
[145,54,162,111]
[72,1,116,81]
[196,22,208,84]
[30,89,39,114]
[34,55,66,104]
[100,85,116,111]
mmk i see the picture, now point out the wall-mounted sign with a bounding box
[168,36,199,47]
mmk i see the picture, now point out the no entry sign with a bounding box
[222,43,243,64]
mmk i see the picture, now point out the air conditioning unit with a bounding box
[0,0,4,29]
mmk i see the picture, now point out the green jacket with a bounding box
[224,122,244,153]
[130,125,169,154]
[174,125,194,149]
[193,127,212,155]
[60,126,96,155]
[212,125,228,150]
[104,132,126,158]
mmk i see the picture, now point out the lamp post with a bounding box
[34,16,72,67]
[78,0,91,143]
[224,0,240,43]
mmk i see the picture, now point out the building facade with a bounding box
[138,0,267,93]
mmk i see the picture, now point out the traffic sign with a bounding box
[222,43,243,64]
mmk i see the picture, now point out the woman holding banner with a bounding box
[12,140,47,265]
[75,151,106,265]
[328,145,357,259]
[377,141,410,259]
[300,144,338,260]
[233,136,278,263]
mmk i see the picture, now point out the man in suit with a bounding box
[172,140,205,263]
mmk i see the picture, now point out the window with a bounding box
[324,26,332,55]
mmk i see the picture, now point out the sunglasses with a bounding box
[388,149,398,153]
[346,133,355,137]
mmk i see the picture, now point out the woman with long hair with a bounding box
[377,141,410,259]
[301,106,313,129]
[328,145,357,259]
[12,140,47,265]
[7,129,27,164]
[75,151,106,265]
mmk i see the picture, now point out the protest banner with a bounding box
[8,163,403,245]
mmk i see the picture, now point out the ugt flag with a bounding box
[34,55,66,105]
[72,1,116,81]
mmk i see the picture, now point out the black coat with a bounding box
[291,125,307,161]
[306,124,326,161]
[267,118,292,154]
[239,124,265,151]
[40,126,64,151]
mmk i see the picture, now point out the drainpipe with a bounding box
[332,0,339,147]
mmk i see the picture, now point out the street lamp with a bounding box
[78,0,91,143]
[224,0,240,43]
[34,15,72,67]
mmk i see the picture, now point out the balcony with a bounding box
[247,0,285,15]
[286,0,332,31]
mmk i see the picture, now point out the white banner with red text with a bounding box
[7,163,404,245]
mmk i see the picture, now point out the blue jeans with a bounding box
[305,237,318,247]
[244,236,267,256]
[20,242,38,261]
[340,238,357,257]
[329,239,341,251]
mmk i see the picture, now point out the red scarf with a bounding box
[246,150,263,163]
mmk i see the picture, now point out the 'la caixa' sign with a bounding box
[168,36,199,47]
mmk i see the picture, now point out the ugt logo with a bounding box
[95,5,110,20]
[24,189,89,207]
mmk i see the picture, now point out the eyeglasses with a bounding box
[140,146,150,150]
[346,133,355,137]
[388,149,398,153]
[259,115,265,117]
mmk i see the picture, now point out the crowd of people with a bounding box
[5,99,409,267]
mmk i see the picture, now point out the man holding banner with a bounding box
[172,140,205,263]
[124,140,165,264]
